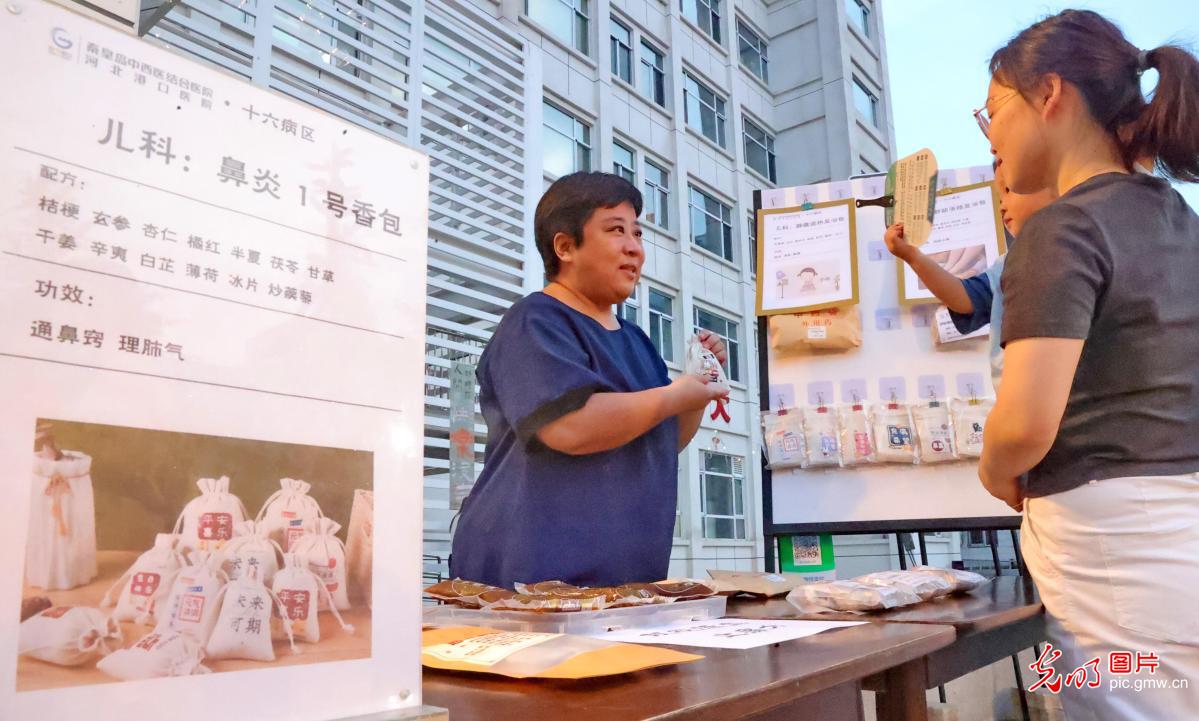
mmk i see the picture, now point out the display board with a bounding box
[1,1,428,719]
[756,165,1020,534]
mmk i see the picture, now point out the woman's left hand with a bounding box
[698,330,727,365]
[980,462,1024,512]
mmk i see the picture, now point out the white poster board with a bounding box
[759,166,1018,531]
[1,1,427,719]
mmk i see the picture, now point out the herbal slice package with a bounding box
[838,403,876,466]
[872,403,918,464]
[951,398,994,457]
[801,406,841,468]
[913,402,957,464]
[761,408,805,470]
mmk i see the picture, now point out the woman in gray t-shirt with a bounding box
[977,10,1199,719]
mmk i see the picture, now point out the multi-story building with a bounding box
[142,0,896,580]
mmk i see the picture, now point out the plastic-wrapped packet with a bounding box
[685,336,731,422]
[951,398,994,457]
[913,403,957,463]
[424,579,507,608]
[911,565,989,593]
[853,570,954,601]
[646,580,717,601]
[761,409,805,470]
[838,403,876,466]
[514,580,580,595]
[802,407,841,468]
[605,585,673,608]
[786,581,922,614]
[482,592,608,613]
[872,404,919,464]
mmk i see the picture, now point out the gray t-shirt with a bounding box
[1001,172,1199,497]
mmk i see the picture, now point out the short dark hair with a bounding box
[534,172,643,280]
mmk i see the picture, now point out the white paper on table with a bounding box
[587,618,865,650]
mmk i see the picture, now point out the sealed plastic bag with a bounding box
[256,478,324,552]
[838,403,876,466]
[483,593,609,613]
[101,533,184,625]
[205,568,297,662]
[802,407,841,468]
[345,489,373,608]
[707,569,807,598]
[97,630,209,680]
[768,307,863,354]
[854,570,954,601]
[786,580,921,614]
[156,551,227,643]
[685,335,731,422]
[422,626,702,679]
[272,553,354,644]
[18,606,122,666]
[872,404,918,464]
[761,409,805,470]
[26,449,97,591]
[951,398,994,458]
[425,579,508,608]
[914,403,957,463]
[292,518,350,611]
[911,565,988,593]
[219,520,283,585]
[172,476,248,553]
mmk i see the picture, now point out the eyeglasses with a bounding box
[972,91,1019,138]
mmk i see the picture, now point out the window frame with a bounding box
[648,287,677,363]
[688,184,734,262]
[526,0,590,55]
[846,0,870,38]
[612,139,636,184]
[700,450,747,540]
[638,39,667,107]
[736,19,769,83]
[683,72,728,148]
[643,158,671,230]
[610,17,633,83]
[542,100,592,177]
[693,304,741,382]
[742,116,777,183]
[682,0,722,44]
[853,77,880,128]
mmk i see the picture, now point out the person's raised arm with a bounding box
[884,223,974,313]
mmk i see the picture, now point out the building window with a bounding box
[846,0,870,38]
[527,0,589,55]
[853,78,879,128]
[610,19,633,83]
[543,101,591,177]
[743,117,777,182]
[683,73,727,147]
[643,160,670,229]
[967,530,988,547]
[649,288,675,362]
[736,20,768,83]
[694,306,740,381]
[701,451,746,539]
[617,283,639,325]
[682,0,721,44]
[639,41,667,107]
[689,185,734,262]
[613,140,636,184]
[747,211,758,276]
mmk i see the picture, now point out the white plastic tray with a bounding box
[423,596,727,634]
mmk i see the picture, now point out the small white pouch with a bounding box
[872,403,918,464]
[97,630,210,680]
[914,403,957,463]
[951,398,994,457]
[272,553,355,644]
[761,409,805,470]
[838,403,876,466]
[801,406,841,468]
[18,606,122,666]
[101,533,184,625]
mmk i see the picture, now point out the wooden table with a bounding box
[727,576,1046,721]
[424,621,955,721]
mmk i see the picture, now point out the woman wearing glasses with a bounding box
[977,10,1199,720]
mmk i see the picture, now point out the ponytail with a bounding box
[1126,46,1199,182]
[990,10,1199,183]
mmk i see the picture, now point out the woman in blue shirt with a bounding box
[449,172,729,589]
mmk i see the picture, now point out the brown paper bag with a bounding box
[769,306,862,354]
[422,626,702,679]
